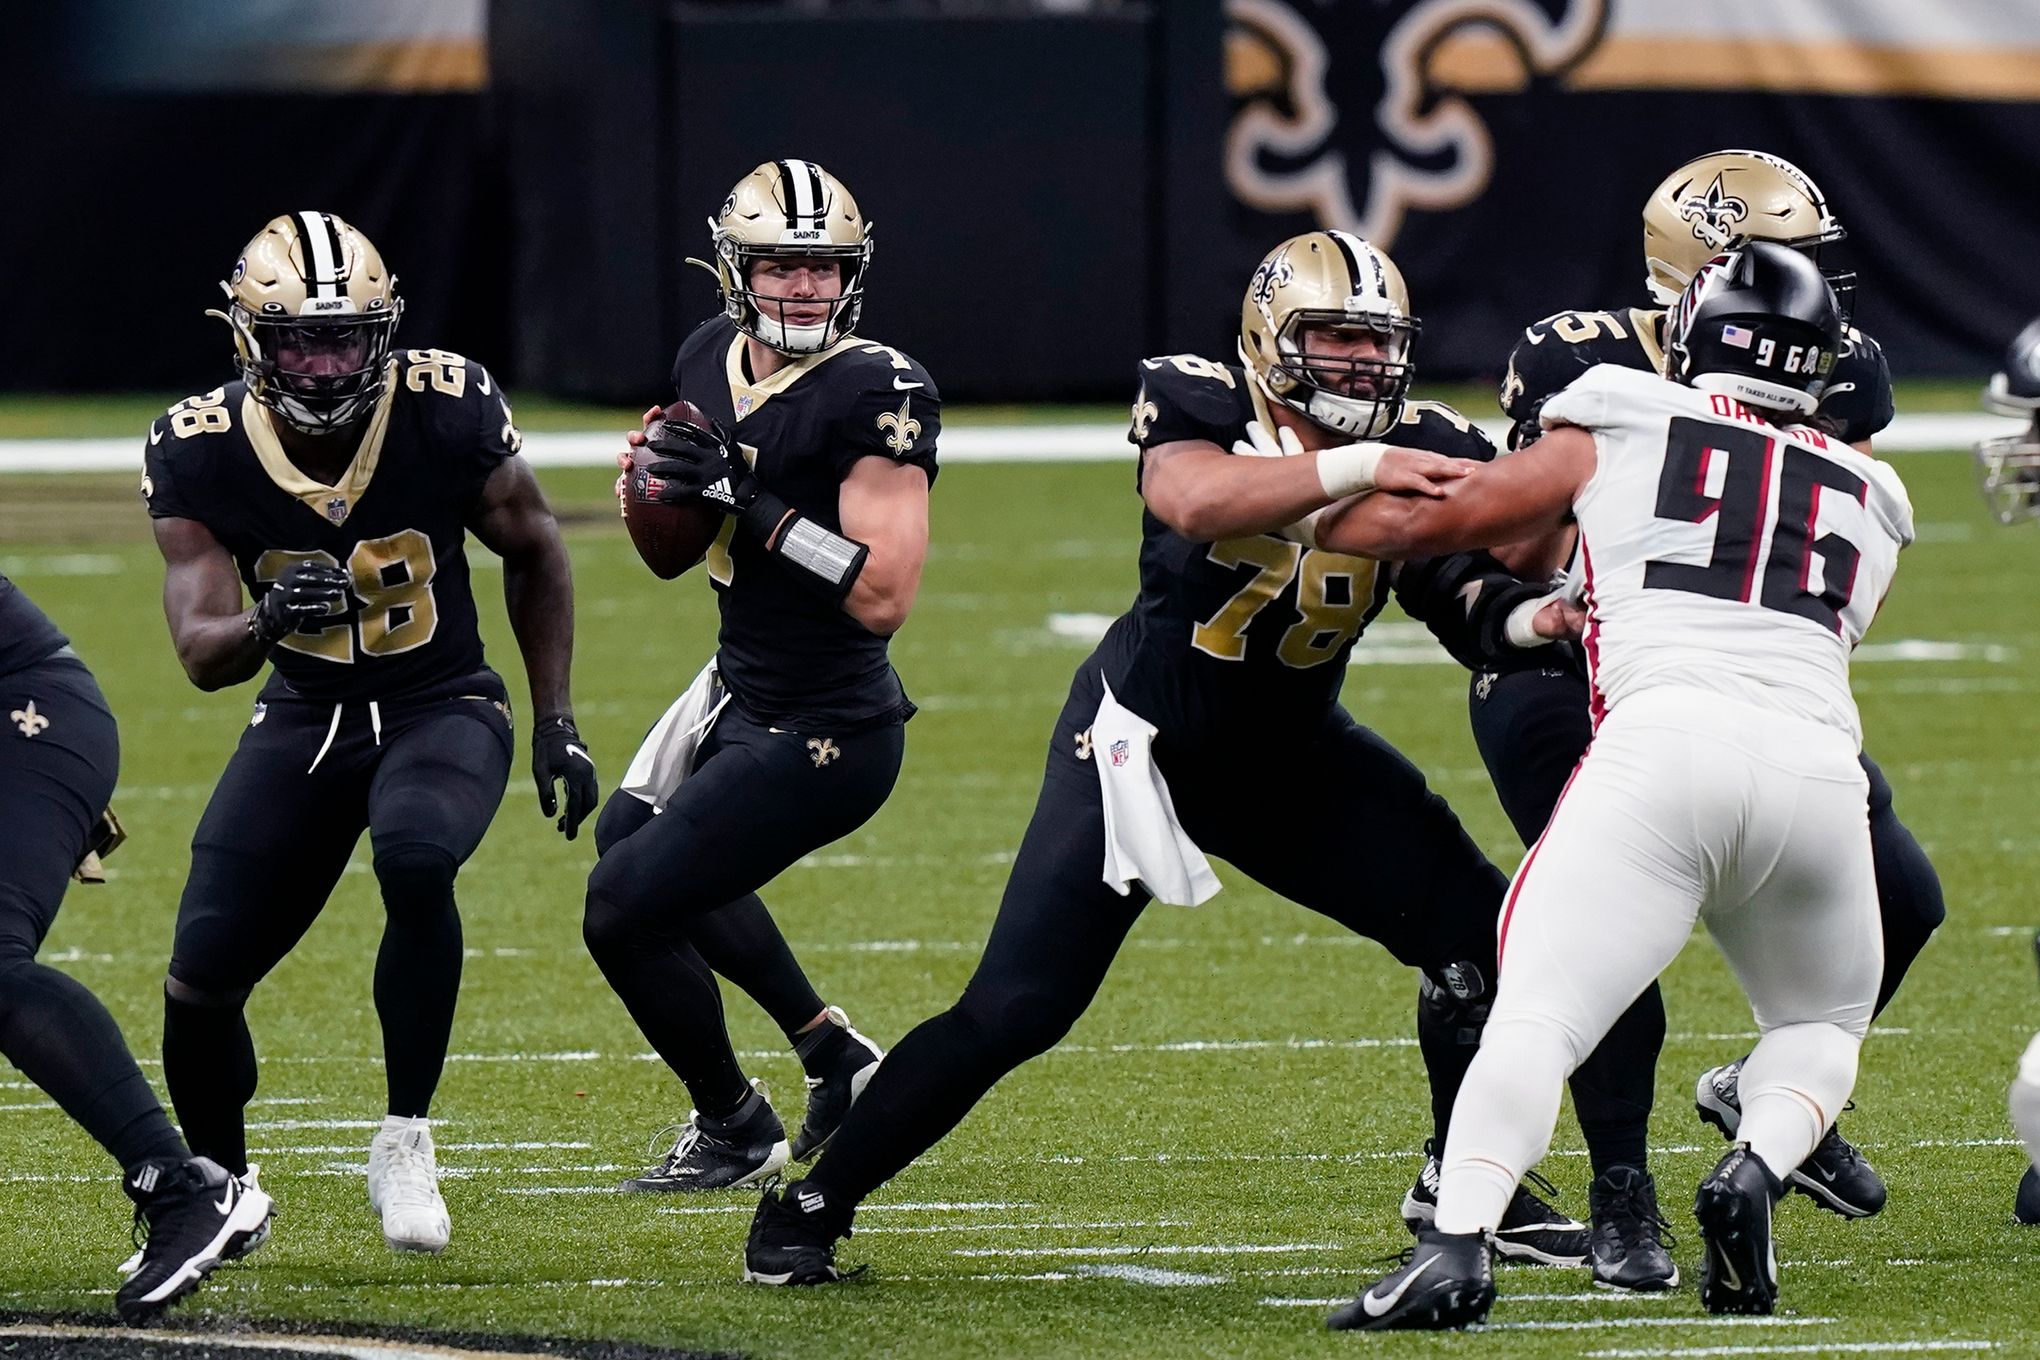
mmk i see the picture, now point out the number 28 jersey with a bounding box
[1542,364,1913,744]
[142,350,518,703]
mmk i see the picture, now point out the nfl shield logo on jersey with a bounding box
[324,497,350,524]
[1109,739,1130,767]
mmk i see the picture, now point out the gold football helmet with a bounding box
[208,211,402,434]
[694,159,872,355]
[1238,230,1419,439]
[1642,150,1851,312]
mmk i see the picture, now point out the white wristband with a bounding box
[1277,508,1324,548]
[1503,593,1563,649]
[1315,442,1388,500]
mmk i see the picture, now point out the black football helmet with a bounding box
[1664,241,1840,418]
[1976,317,2040,524]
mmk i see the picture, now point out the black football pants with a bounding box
[807,661,1507,1208]
[583,700,903,1117]
[0,653,186,1170]
[164,674,513,1173]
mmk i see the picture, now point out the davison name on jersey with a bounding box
[1115,352,1496,738]
[1540,363,1913,745]
[670,315,940,731]
[1502,307,1894,450]
[141,349,518,703]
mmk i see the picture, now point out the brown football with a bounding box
[623,400,724,580]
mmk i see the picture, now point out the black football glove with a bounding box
[533,715,599,841]
[250,561,350,646]
[641,417,760,515]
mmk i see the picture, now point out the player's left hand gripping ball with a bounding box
[642,415,759,515]
[532,716,598,839]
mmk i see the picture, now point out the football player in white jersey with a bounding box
[1312,242,1913,1329]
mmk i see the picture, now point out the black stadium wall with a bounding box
[3,0,2036,403]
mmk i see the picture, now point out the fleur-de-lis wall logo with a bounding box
[807,737,841,768]
[11,701,49,737]
[876,398,921,456]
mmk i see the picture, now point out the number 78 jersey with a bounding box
[1541,364,1914,745]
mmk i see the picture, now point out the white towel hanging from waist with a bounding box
[1092,677,1220,908]
[618,657,730,813]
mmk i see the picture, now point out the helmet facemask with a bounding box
[1976,426,2040,524]
[1265,312,1418,439]
[712,233,870,355]
[219,297,401,435]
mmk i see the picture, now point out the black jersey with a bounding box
[1499,307,1894,449]
[670,316,940,730]
[0,574,69,677]
[1108,354,1496,741]
[142,349,517,703]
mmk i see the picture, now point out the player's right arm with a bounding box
[1131,358,1465,541]
[152,517,271,691]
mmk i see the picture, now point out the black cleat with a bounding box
[790,1007,884,1162]
[1694,1144,1784,1316]
[622,1084,789,1192]
[1588,1165,1678,1291]
[115,1156,275,1325]
[1401,1139,1588,1265]
[2017,1166,2040,1225]
[1328,1228,1494,1331]
[743,1178,858,1285]
[1696,1060,1886,1218]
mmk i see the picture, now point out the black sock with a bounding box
[1415,978,1484,1149]
[373,846,464,1118]
[162,989,258,1176]
[688,894,828,1039]
[795,1020,852,1076]
[0,959,187,1168]
[1570,984,1666,1180]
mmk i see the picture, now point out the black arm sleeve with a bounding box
[1394,550,1576,673]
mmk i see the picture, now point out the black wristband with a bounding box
[738,488,793,545]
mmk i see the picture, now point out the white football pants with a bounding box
[1434,687,1882,1233]
[2012,1034,2040,1175]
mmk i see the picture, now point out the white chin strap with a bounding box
[1302,387,1398,439]
[1690,371,1819,417]
[755,312,833,354]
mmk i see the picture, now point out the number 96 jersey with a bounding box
[1116,353,1497,740]
[1542,364,1913,745]
[141,349,519,702]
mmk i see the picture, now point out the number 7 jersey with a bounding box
[141,349,519,702]
[1540,364,1914,745]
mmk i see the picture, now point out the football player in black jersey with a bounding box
[143,212,597,1255]
[742,230,1603,1285]
[0,576,273,1321]
[586,161,934,1189]
[1390,151,1945,1278]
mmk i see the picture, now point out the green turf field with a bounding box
[0,436,2037,1357]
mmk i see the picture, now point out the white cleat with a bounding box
[367,1121,451,1253]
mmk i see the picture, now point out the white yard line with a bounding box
[953,1242,1336,1258]
[1587,1343,1994,1358]
[0,412,2008,473]
[1492,1317,1837,1332]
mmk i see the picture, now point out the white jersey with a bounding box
[1540,364,1913,744]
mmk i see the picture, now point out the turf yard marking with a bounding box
[1070,1264,1227,1285]
[659,1200,1034,1216]
[1261,1292,1676,1306]
[859,1219,1193,1235]
[1492,1318,1838,1331]
[952,1243,1338,1258]
[1587,1344,1994,1357]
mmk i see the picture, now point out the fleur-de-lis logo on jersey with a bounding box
[1073,728,1094,762]
[11,701,49,738]
[1131,387,1158,442]
[807,737,841,768]
[876,398,921,456]
[1677,173,1750,251]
